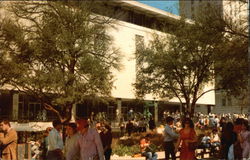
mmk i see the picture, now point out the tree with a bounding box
[207,0,248,97]
[135,1,248,117]
[195,1,248,105]
[134,16,223,117]
[0,1,121,122]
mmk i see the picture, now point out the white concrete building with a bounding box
[0,1,215,122]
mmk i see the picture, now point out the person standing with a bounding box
[67,119,104,160]
[148,117,156,132]
[175,118,197,160]
[0,130,4,158]
[164,116,179,160]
[119,121,125,137]
[100,124,112,160]
[126,120,134,136]
[220,122,237,160]
[40,127,52,160]
[64,123,80,160]
[0,119,18,160]
[239,120,250,160]
[47,120,64,160]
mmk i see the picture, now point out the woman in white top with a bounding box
[239,120,250,160]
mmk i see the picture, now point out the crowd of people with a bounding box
[43,119,112,160]
[138,113,250,160]
[0,111,250,160]
[0,119,112,160]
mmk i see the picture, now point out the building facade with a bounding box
[0,1,215,123]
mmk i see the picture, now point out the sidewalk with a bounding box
[111,150,212,160]
[111,151,164,160]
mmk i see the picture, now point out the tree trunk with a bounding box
[190,104,195,118]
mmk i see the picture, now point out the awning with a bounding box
[10,122,52,132]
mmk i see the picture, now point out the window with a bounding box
[222,98,226,106]
[107,106,115,121]
[135,34,144,75]
[227,97,232,106]
[18,94,27,120]
[28,102,42,120]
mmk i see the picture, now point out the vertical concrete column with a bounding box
[117,98,122,124]
[12,92,19,121]
[154,101,158,124]
[71,103,77,122]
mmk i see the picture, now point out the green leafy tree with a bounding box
[0,1,121,122]
[207,1,248,97]
[195,1,248,107]
[135,1,248,116]
[135,17,223,117]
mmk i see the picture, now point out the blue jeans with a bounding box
[142,152,158,160]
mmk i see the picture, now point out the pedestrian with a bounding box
[95,122,102,133]
[126,120,134,136]
[0,119,18,160]
[40,127,52,160]
[119,121,125,137]
[220,122,237,160]
[239,120,250,159]
[47,120,64,160]
[234,118,244,159]
[148,117,156,131]
[163,116,179,160]
[175,118,197,160]
[0,130,3,158]
[140,134,158,160]
[66,119,104,160]
[64,123,80,160]
[100,123,112,160]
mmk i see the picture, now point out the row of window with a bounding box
[93,3,174,33]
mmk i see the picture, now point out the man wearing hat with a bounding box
[67,119,104,160]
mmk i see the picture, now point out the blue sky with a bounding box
[137,1,179,15]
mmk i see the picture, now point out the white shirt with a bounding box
[67,128,104,160]
[48,128,64,151]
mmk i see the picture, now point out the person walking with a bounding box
[220,122,237,160]
[66,119,104,160]
[164,116,179,160]
[0,119,18,160]
[47,120,64,160]
[175,118,197,160]
[100,123,112,160]
[239,120,250,160]
[64,123,80,160]
[148,117,156,132]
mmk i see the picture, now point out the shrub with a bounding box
[112,144,140,156]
